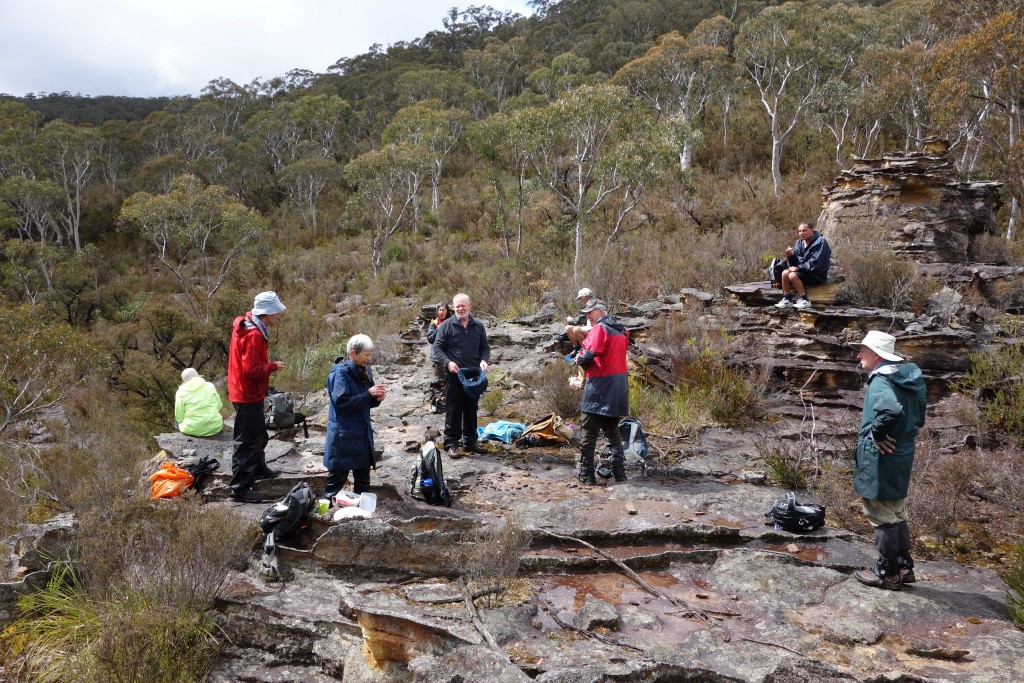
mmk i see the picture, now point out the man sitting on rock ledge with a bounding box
[775,221,831,310]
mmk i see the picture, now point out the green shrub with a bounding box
[480,370,506,416]
[837,243,933,311]
[7,564,222,683]
[1004,542,1024,629]
[758,439,810,491]
[955,327,1024,436]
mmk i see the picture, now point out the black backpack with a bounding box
[764,492,826,533]
[179,454,220,492]
[259,481,316,580]
[768,256,787,288]
[410,442,452,507]
[266,387,308,437]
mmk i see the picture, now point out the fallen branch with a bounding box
[457,576,508,660]
[536,595,645,653]
[738,636,808,657]
[537,528,737,633]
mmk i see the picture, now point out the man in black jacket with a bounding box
[775,221,831,310]
[432,292,491,457]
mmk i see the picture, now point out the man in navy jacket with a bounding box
[775,222,831,310]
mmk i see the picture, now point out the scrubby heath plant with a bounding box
[955,321,1024,436]
[461,511,529,608]
[2,563,222,683]
[630,314,765,431]
[479,368,507,417]
[2,499,257,682]
[1005,543,1024,630]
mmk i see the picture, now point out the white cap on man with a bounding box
[576,287,594,301]
[252,291,286,316]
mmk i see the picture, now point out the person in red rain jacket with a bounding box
[574,299,630,485]
[227,291,286,503]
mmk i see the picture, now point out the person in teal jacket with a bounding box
[175,368,224,437]
[851,331,927,591]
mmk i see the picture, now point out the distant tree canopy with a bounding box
[1,0,1022,429]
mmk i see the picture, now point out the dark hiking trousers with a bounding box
[230,401,268,495]
[324,468,371,499]
[443,373,480,449]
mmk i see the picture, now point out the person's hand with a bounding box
[447,361,458,373]
[370,384,386,400]
[272,361,285,371]
[785,246,794,257]
[871,431,897,454]
[480,360,488,372]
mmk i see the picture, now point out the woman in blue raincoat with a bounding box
[323,335,387,499]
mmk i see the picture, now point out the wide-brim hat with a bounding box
[252,291,286,316]
[457,367,489,399]
[853,330,903,362]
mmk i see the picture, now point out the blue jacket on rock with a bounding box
[323,358,380,472]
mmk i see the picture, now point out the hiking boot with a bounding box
[578,446,597,485]
[253,467,281,480]
[774,297,794,309]
[464,442,489,455]
[794,297,812,309]
[231,489,264,504]
[445,447,462,459]
[900,568,917,584]
[609,445,627,482]
[854,569,902,591]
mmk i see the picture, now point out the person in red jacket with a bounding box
[574,299,630,485]
[227,291,286,503]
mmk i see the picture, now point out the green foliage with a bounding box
[1005,543,1024,630]
[479,369,506,417]
[757,440,811,491]
[4,496,255,682]
[7,563,222,683]
[955,325,1024,435]
[837,244,932,311]
[118,174,267,321]
[0,304,95,435]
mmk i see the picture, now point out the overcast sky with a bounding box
[0,0,534,98]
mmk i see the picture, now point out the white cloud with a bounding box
[0,0,533,97]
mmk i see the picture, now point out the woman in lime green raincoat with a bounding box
[175,368,224,437]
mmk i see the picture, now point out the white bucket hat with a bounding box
[181,367,199,382]
[252,291,286,316]
[856,330,903,362]
[576,287,594,301]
